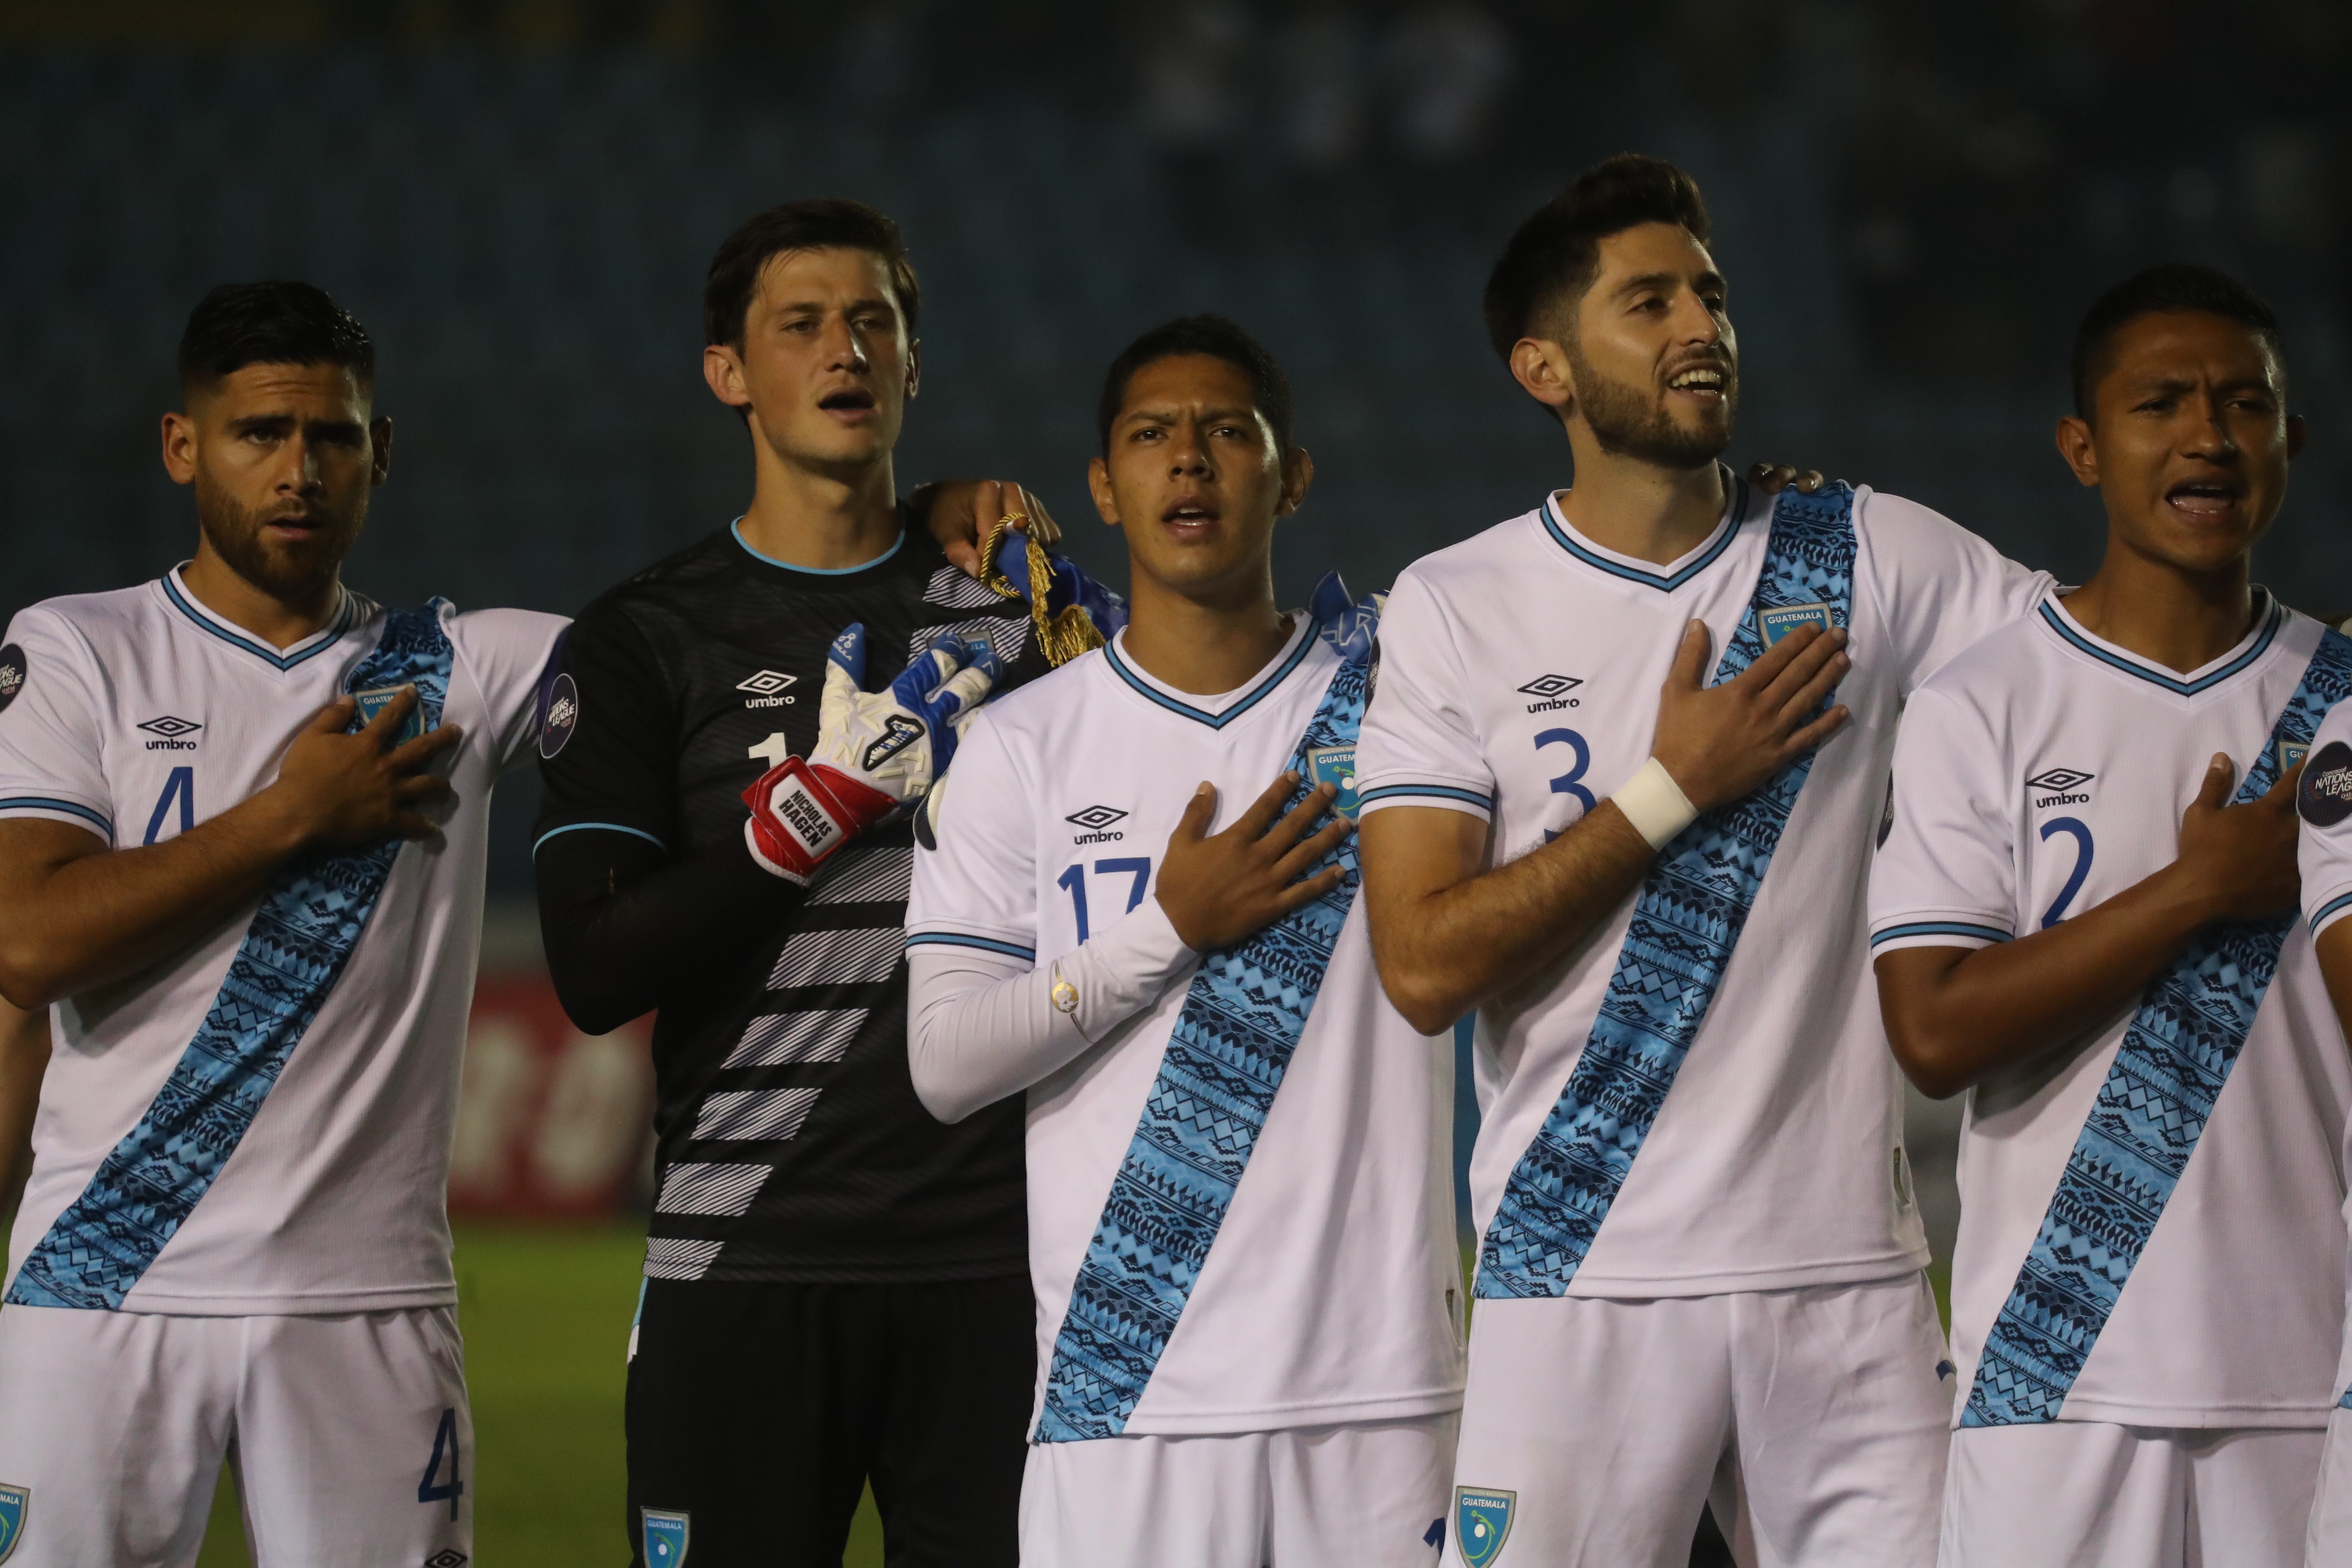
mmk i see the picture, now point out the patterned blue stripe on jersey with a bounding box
[1102,627,1316,729]
[162,572,356,671]
[0,796,115,842]
[2309,892,2352,936]
[1034,656,1369,1441]
[1477,483,1856,1299]
[1963,626,2352,1426]
[904,931,1037,962]
[2037,594,2282,698]
[6,603,454,1311]
[1871,920,2013,947]
[1357,783,1496,812]
[1541,476,1749,592]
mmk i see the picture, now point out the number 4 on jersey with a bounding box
[417,1406,463,1521]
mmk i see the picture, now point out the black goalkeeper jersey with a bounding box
[536,516,1049,1284]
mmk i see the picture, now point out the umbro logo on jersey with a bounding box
[737,669,799,708]
[0,644,23,714]
[1066,804,1128,844]
[137,715,202,751]
[2026,766,2094,807]
[2300,741,2352,829]
[423,1553,470,1568]
[1516,674,1583,713]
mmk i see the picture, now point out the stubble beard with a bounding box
[1567,342,1739,471]
[193,468,365,602]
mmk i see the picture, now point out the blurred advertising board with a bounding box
[450,974,653,1219]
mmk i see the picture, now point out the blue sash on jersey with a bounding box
[7,603,453,1311]
[1033,601,1372,1442]
[1963,628,2352,1425]
[1477,484,1858,1298]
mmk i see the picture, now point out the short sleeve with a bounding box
[532,600,680,859]
[1868,683,2018,954]
[2298,702,2352,939]
[905,711,1040,963]
[0,607,116,844]
[1854,489,2052,700]
[446,606,569,775]
[1353,570,1497,821]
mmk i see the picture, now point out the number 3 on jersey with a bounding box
[1536,729,1594,843]
[1059,857,1152,942]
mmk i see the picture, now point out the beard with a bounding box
[1565,341,1738,471]
[193,469,366,602]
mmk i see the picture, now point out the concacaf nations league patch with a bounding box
[539,673,580,760]
[0,645,24,714]
[1455,1487,1514,1567]
[2300,740,2352,828]
[0,1482,27,1564]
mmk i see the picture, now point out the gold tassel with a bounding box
[978,514,1106,668]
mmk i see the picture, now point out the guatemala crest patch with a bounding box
[1304,741,1359,819]
[1455,1487,1513,1567]
[0,1482,26,1563]
[641,1507,689,1566]
[1758,600,1832,646]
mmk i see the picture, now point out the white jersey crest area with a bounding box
[0,567,564,1314]
[1354,481,2049,1295]
[906,616,1464,1436]
[1872,592,2349,1427]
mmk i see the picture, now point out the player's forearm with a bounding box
[0,996,51,1225]
[0,801,306,1008]
[908,903,1197,1123]
[1364,803,1654,1035]
[1875,865,2217,1099]
[534,829,807,1034]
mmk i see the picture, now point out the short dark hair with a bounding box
[1482,154,1713,360]
[1097,315,1294,454]
[178,281,375,392]
[2070,263,2284,418]
[703,198,921,351]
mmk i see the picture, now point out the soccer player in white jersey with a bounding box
[1873,265,2347,1566]
[1354,153,2052,1566]
[2299,677,2352,1567]
[0,282,568,1567]
[905,316,1465,1566]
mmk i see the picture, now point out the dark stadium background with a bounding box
[0,2,2344,1562]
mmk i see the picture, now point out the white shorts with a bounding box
[1020,1411,1458,1568]
[1444,1274,1951,1568]
[1943,1421,2323,1568]
[2308,1405,2352,1566]
[0,1302,472,1568]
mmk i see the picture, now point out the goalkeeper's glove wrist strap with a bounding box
[742,755,895,883]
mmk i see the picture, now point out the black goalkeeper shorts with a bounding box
[625,1274,1034,1568]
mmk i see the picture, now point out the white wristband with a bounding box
[1612,757,1699,850]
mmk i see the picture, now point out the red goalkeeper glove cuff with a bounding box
[740,755,897,885]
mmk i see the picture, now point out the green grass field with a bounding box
[194,1222,885,1567]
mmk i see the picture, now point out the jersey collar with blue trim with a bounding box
[1538,466,1752,592]
[1100,612,1317,730]
[160,567,362,673]
[2036,588,2284,699]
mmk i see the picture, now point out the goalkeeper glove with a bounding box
[742,624,999,883]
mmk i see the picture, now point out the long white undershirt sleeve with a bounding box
[907,898,1199,1124]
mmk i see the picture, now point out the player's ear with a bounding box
[370,416,394,487]
[2287,411,2307,461]
[702,343,750,410]
[904,337,921,401]
[160,409,199,487]
[1510,337,1574,420]
[2054,414,2100,489]
[1275,446,1314,518]
[1087,455,1121,529]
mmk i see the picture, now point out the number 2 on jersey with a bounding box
[1060,857,1152,942]
[2040,816,2094,928]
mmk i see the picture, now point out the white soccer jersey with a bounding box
[906,617,1464,1435]
[0,567,564,1314]
[2298,697,2352,1418]
[1354,480,2048,1295]
[1872,592,2348,1426]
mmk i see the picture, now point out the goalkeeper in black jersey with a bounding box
[533,199,1084,1568]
